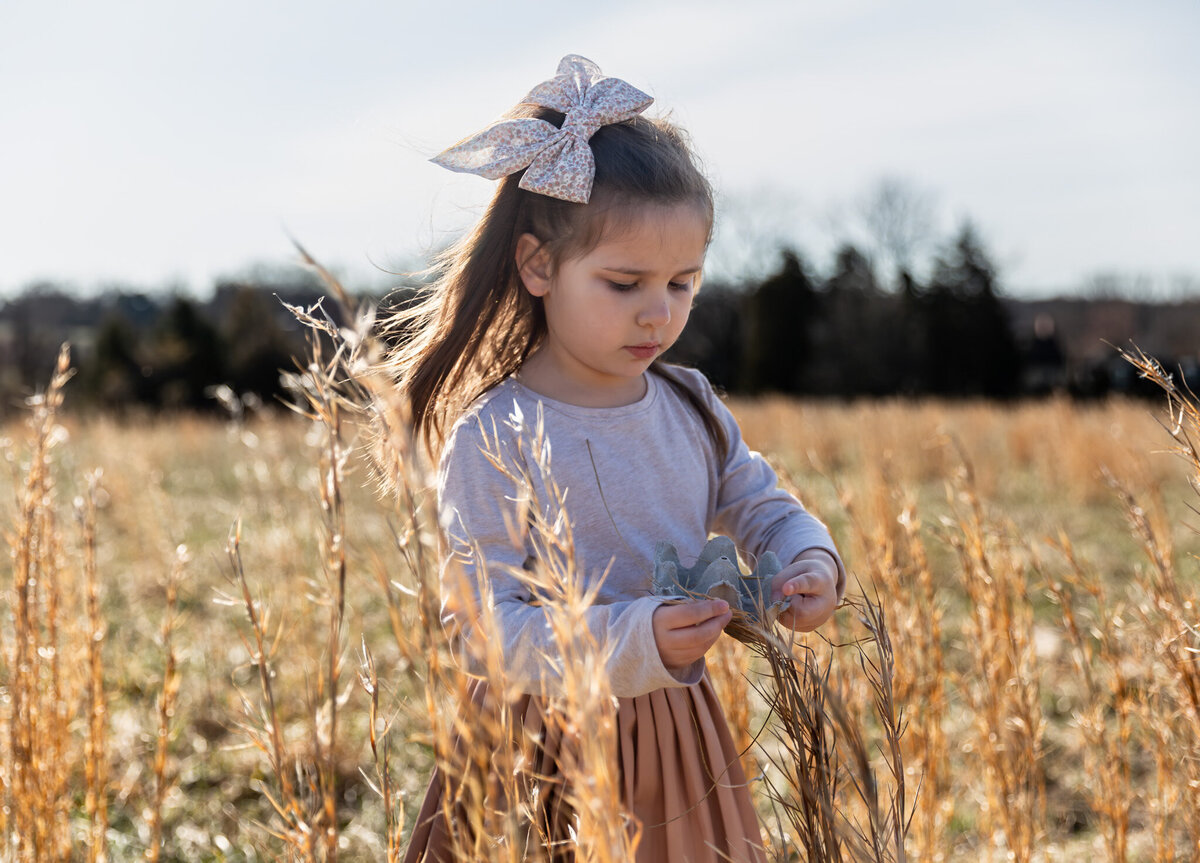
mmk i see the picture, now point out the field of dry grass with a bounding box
[2,342,1200,861]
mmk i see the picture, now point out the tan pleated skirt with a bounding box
[403,673,766,863]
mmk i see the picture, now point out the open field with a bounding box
[3,363,1200,860]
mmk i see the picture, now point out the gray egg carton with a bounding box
[652,536,789,628]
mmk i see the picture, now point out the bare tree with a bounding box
[858,177,937,286]
[707,187,807,285]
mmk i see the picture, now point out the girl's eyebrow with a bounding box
[600,262,705,277]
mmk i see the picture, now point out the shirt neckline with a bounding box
[505,373,660,419]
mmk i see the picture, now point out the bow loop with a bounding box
[430,54,653,203]
[430,118,562,181]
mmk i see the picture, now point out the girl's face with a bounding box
[516,202,710,407]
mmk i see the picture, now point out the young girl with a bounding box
[394,55,845,863]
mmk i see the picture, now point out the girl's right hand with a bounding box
[652,599,732,671]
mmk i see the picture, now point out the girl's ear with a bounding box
[515,233,552,297]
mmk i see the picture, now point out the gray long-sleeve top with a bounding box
[437,366,845,698]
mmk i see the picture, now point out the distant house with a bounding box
[1005,297,1200,394]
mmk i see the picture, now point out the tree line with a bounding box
[1,222,1195,421]
[677,223,1023,398]
[0,279,333,419]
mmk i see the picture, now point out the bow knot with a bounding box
[431,55,653,204]
[561,109,601,138]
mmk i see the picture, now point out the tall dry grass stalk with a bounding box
[1,347,203,860]
[890,500,948,860]
[713,469,909,863]
[1120,485,1200,856]
[214,311,364,860]
[1112,470,1198,851]
[2,348,83,859]
[222,521,308,852]
[78,468,109,862]
[749,592,908,863]
[943,444,1045,863]
[217,264,377,859]
[834,463,949,862]
[1010,345,1200,860]
[1116,347,1200,856]
[288,303,354,861]
[1,346,101,861]
[1041,533,1134,862]
[356,638,402,863]
[708,636,756,784]
[145,543,185,863]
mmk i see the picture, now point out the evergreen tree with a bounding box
[923,222,1021,396]
[219,284,302,402]
[667,283,742,390]
[897,270,927,394]
[84,315,146,408]
[738,249,818,394]
[812,245,888,395]
[148,296,227,409]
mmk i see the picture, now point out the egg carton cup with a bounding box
[651,536,789,645]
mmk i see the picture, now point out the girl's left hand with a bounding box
[771,549,840,631]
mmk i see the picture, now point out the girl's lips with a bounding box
[626,343,660,359]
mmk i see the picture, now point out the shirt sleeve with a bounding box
[693,374,848,600]
[436,404,704,698]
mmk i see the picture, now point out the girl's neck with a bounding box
[516,351,649,408]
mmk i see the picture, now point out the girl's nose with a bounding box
[638,295,671,328]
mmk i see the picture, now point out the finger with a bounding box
[782,567,836,596]
[782,572,820,596]
[662,610,733,650]
[659,599,729,630]
[790,587,836,611]
[781,592,837,630]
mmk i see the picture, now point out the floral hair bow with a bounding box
[431,54,653,204]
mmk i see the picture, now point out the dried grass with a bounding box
[3,316,1200,860]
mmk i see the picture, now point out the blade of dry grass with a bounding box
[145,543,186,863]
[78,468,109,863]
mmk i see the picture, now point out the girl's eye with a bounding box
[605,278,693,292]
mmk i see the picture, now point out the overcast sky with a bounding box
[2,0,1197,299]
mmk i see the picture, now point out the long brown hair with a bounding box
[383,104,727,458]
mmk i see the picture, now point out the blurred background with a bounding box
[2,0,1198,412]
